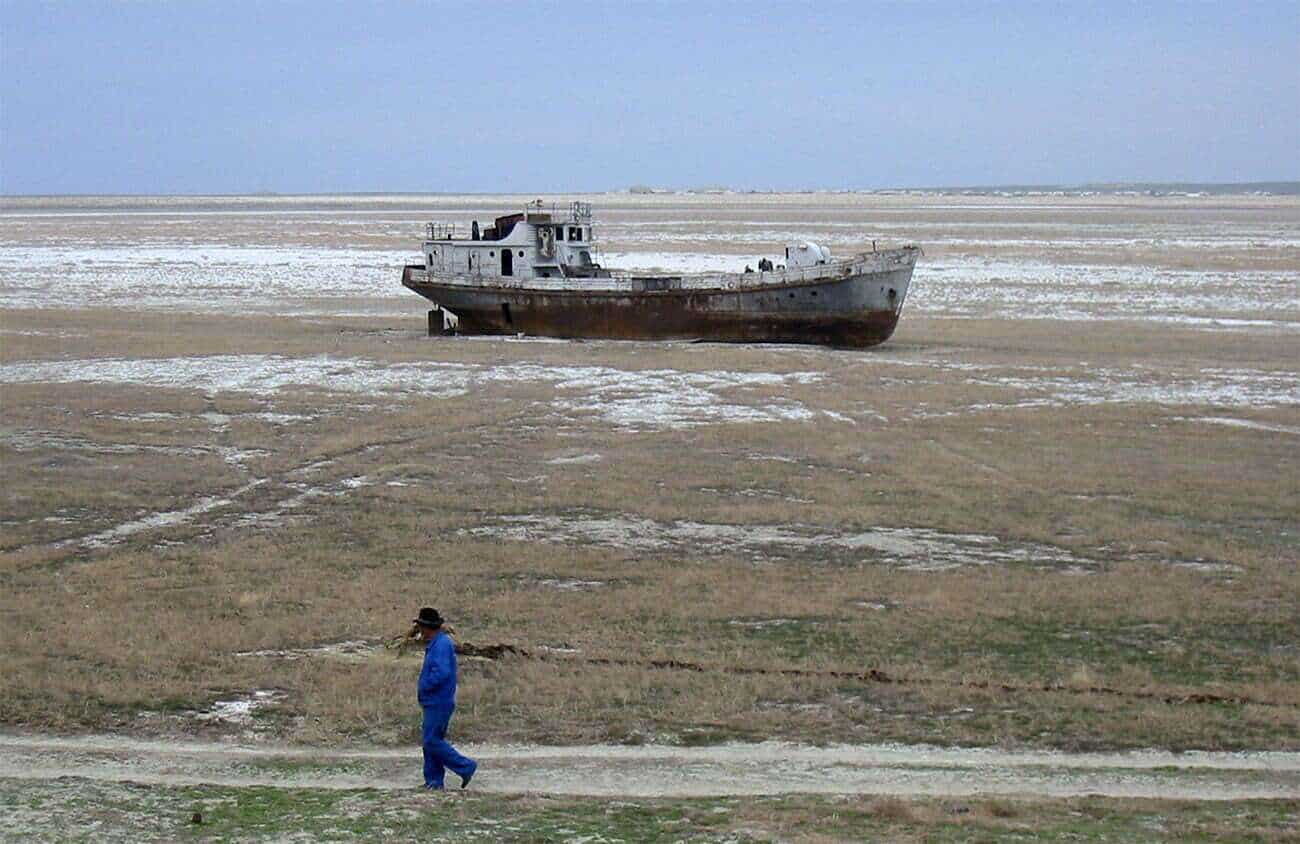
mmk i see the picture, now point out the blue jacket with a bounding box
[417,632,457,707]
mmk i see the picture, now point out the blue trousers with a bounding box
[421,703,475,788]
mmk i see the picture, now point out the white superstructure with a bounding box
[424,200,604,280]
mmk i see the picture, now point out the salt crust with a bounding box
[467,514,1088,571]
[0,355,823,429]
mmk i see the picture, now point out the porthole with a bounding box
[518,251,524,257]
[489,251,495,257]
[811,291,818,297]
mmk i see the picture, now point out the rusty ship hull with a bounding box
[402,247,918,348]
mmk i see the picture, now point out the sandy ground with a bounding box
[2,732,1298,801]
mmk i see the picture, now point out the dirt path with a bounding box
[2,733,1298,800]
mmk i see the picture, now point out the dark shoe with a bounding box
[460,761,477,789]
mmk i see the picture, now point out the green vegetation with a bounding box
[2,777,1297,843]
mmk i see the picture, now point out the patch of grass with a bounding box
[3,777,1298,842]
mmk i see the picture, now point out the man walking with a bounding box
[413,607,477,790]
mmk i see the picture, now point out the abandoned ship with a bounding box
[401,201,919,347]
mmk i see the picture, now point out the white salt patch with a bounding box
[2,430,268,469]
[0,355,822,430]
[912,258,1300,328]
[467,514,1090,570]
[64,479,265,549]
[881,358,1300,412]
[758,701,832,715]
[215,446,269,468]
[236,641,374,661]
[1147,316,1300,331]
[701,487,814,504]
[1169,560,1245,575]
[747,453,800,463]
[1179,417,1300,436]
[200,411,231,427]
[0,244,412,315]
[105,410,312,426]
[107,411,186,422]
[0,355,473,397]
[291,459,335,476]
[1,430,208,458]
[194,690,284,724]
[252,412,314,424]
[223,471,390,531]
[535,578,607,591]
[547,454,603,465]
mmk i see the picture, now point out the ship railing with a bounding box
[426,222,457,240]
[523,200,593,222]
[604,252,896,287]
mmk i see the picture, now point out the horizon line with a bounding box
[3,180,1299,200]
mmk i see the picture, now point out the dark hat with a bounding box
[413,607,444,628]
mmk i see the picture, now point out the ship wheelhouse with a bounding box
[423,200,607,281]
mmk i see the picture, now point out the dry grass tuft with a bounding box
[979,798,1021,819]
[867,797,918,824]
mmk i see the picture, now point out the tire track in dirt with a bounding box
[2,733,1297,800]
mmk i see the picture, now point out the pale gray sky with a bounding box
[2,1,1297,194]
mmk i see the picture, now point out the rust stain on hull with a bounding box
[401,247,917,348]
[446,299,900,347]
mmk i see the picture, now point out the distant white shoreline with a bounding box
[2,182,1298,201]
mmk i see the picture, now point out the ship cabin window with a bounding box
[555,226,564,241]
[569,226,581,241]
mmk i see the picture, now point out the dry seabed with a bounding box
[465,513,1093,571]
[2,193,1297,782]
